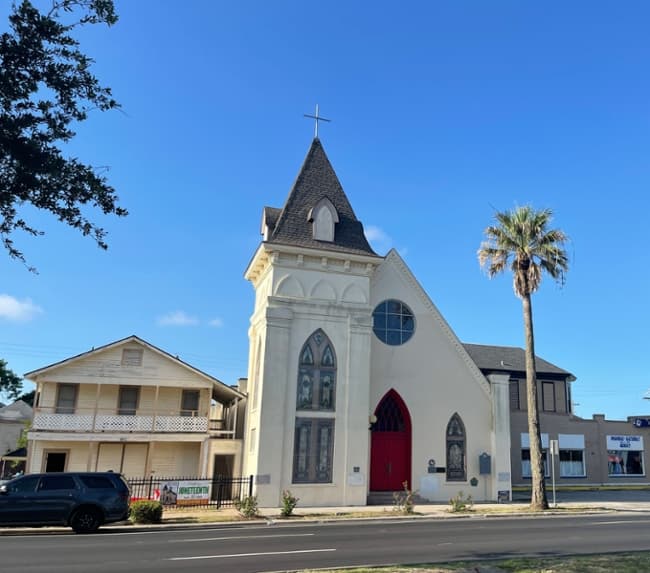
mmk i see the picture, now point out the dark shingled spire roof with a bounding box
[267,138,377,256]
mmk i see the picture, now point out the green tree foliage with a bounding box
[0,358,23,401]
[0,0,126,270]
[17,389,35,406]
[478,206,568,511]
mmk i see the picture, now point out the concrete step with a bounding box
[367,491,430,505]
[367,491,396,505]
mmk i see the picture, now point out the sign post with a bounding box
[549,439,559,508]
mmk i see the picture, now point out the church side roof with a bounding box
[462,343,575,380]
[266,138,377,256]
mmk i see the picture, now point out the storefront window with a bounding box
[607,435,645,477]
[559,450,585,477]
[608,450,644,476]
[558,434,586,477]
[521,449,549,478]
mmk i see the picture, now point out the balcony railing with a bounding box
[32,406,213,434]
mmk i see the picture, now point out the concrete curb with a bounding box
[0,506,640,536]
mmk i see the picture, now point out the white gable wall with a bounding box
[369,253,497,501]
[31,344,215,390]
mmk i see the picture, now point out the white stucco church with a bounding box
[242,137,512,507]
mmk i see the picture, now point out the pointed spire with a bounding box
[265,139,377,256]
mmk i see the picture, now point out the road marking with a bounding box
[437,542,453,546]
[591,519,650,525]
[171,533,315,543]
[169,548,336,561]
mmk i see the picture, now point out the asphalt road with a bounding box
[3,514,650,573]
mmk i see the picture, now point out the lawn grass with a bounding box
[298,551,650,572]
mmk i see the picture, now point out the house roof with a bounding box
[462,343,575,380]
[266,138,378,257]
[0,400,32,422]
[24,335,245,403]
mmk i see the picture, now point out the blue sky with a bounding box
[1,1,648,420]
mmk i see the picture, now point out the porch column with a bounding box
[199,438,210,477]
[152,386,160,432]
[145,441,156,476]
[93,384,101,431]
[86,442,93,471]
[231,399,238,439]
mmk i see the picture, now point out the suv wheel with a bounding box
[70,507,101,534]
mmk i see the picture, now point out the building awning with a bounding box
[1,447,26,461]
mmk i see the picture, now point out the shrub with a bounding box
[449,491,473,513]
[392,481,416,515]
[234,495,259,518]
[130,500,163,524]
[280,490,299,517]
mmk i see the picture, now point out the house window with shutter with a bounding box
[181,390,200,417]
[118,386,139,415]
[509,380,520,410]
[55,384,77,414]
[542,382,556,412]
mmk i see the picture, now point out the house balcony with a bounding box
[32,406,217,434]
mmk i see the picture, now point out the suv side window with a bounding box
[9,476,40,494]
[79,475,114,489]
[39,475,77,490]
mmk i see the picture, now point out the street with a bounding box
[3,514,650,573]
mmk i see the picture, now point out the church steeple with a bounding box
[262,139,377,256]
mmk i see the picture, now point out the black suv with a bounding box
[0,472,130,533]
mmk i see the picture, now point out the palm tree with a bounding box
[478,206,568,511]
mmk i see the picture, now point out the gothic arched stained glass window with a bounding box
[293,329,337,483]
[296,330,336,411]
[446,413,466,482]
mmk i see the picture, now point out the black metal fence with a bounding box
[127,475,254,509]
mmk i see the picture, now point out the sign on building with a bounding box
[606,435,644,451]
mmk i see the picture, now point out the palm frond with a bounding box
[478,205,569,295]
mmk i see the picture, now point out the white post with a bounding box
[231,399,238,439]
[550,439,558,508]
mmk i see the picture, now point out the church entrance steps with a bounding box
[367,491,430,505]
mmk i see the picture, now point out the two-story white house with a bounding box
[25,335,246,480]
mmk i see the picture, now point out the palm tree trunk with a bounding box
[522,292,549,510]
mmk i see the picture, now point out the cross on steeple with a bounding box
[303,104,331,139]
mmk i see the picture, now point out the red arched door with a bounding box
[370,390,411,491]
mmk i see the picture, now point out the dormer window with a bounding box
[308,198,339,242]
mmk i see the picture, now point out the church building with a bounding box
[243,138,512,507]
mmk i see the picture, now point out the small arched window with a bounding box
[308,198,339,242]
[446,413,466,481]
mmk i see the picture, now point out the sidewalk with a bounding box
[3,500,650,535]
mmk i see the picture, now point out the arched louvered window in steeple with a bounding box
[308,198,339,242]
